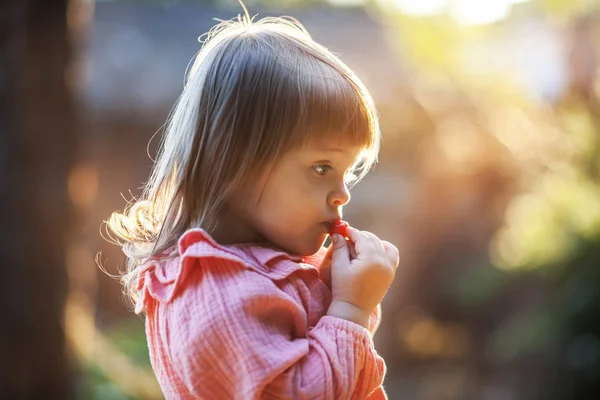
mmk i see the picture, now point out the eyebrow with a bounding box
[310,147,346,153]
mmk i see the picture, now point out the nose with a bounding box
[328,182,351,208]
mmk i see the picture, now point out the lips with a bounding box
[323,218,341,233]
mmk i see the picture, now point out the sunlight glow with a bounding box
[451,0,513,25]
[397,309,468,358]
[327,0,368,7]
[386,0,447,16]
[384,0,531,26]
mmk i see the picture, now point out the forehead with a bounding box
[298,137,364,158]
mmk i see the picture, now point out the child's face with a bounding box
[226,138,363,256]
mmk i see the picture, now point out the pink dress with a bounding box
[135,228,388,399]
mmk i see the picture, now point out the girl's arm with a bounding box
[160,257,386,400]
[319,246,383,338]
[369,303,383,337]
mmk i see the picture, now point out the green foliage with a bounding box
[75,320,152,400]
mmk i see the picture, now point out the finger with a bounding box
[358,231,399,268]
[361,231,386,252]
[347,238,357,259]
[345,226,362,244]
[319,250,333,286]
[381,240,400,267]
[346,227,375,255]
[324,241,334,259]
[331,233,350,269]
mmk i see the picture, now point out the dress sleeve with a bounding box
[164,257,386,400]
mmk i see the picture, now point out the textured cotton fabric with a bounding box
[135,228,388,399]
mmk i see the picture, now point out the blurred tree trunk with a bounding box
[0,0,74,397]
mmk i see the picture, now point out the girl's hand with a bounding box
[319,245,333,288]
[326,227,399,328]
[320,220,356,287]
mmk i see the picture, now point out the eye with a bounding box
[313,164,332,176]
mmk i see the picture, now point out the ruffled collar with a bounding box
[134,228,328,314]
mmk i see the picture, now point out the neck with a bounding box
[211,206,265,245]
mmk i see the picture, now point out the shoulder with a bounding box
[135,228,325,313]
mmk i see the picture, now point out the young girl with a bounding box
[106,11,399,400]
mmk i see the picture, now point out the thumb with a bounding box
[331,234,350,268]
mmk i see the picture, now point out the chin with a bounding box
[281,235,327,257]
[300,235,328,256]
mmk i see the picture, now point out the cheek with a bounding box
[259,190,303,221]
[253,169,326,227]
[257,188,316,227]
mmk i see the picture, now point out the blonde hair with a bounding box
[104,11,381,301]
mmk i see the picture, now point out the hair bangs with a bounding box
[291,60,380,184]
